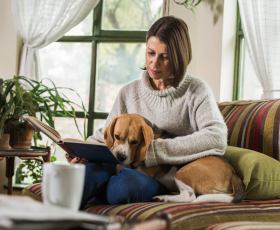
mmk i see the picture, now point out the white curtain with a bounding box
[238,0,280,99]
[12,0,100,81]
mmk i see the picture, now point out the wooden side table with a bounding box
[0,146,51,195]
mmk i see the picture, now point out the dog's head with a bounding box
[104,114,153,165]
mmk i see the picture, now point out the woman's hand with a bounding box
[65,153,88,164]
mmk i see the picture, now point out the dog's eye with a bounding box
[131,141,138,145]
[115,135,120,140]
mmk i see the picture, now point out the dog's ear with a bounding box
[104,117,118,149]
[134,124,153,162]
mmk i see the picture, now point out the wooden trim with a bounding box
[87,39,98,137]
[100,30,147,38]
[57,36,146,43]
[232,2,244,101]
[94,0,102,37]
[57,36,93,42]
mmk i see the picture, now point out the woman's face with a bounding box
[145,36,172,82]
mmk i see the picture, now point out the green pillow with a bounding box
[224,146,280,200]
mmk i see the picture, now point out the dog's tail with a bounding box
[192,174,246,203]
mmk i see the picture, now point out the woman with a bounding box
[65,16,227,208]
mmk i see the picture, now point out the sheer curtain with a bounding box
[238,0,280,99]
[12,0,100,81]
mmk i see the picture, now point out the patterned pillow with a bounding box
[218,99,280,161]
[21,183,42,202]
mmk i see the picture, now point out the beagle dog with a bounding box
[104,114,246,203]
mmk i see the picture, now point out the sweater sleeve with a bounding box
[144,79,228,167]
[87,91,127,143]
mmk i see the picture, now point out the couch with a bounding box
[22,98,280,230]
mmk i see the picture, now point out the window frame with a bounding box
[232,2,245,101]
[57,0,149,137]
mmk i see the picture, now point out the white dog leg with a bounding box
[153,179,196,203]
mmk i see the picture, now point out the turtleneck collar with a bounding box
[141,70,190,97]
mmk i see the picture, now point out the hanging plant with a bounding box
[173,0,203,17]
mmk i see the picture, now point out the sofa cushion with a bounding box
[22,183,280,230]
[84,199,280,230]
[224,146,280,200]
[21,183,42,202]
[20,183,280,229]
[218,99,280,161]
[207,221,280,230]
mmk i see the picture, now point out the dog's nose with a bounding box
[117,153,127,162]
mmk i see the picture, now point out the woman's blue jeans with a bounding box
[80,163,169,209]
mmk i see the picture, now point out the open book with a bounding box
[25,116,120,164]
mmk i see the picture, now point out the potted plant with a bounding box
[0,76,87,148]
[0,76,88,182]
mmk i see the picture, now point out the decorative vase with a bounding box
[0,134,11,150]
[15,124,34,149]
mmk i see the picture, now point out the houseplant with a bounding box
[0,76,88,182]
[0,76,87,144]
[173,0,203,16]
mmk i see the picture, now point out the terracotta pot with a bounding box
[0,134,11,150]
[15,124,34,149]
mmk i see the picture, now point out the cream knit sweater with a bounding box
[87,70,228,167]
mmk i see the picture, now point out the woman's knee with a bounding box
[84,163,116,185]
[106,167,168,204]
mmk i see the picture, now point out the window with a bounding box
[233,3,262,101]
[38,0,163,162]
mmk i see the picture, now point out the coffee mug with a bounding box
[42,163,85,211]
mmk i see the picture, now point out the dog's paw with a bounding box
[152,196,166,202]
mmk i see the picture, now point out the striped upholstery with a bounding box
[218,99,280,161]
[207,221,280,230]
[84,199,280,230]
[21,183,43,202]
[21,183,280,230]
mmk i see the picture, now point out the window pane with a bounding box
[93,119,106,135]
[65,10,93,36]
[36,117,86,163]
[39,42,92,111]
[241,39,263,100]
[102,0,163,30]
[95,43,146,113]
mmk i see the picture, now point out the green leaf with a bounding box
[51,156,57,162]
[195,0,202,6]
[19,175,24,181]
[19,164,25,170]
[190,7,196,18]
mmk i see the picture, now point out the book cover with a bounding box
[25,117,120,164]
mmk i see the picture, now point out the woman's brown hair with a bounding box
[144,16,192,88]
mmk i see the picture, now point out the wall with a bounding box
[169,0,237,102]
[0,0,22,195]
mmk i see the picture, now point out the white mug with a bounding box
[42,163,85,211]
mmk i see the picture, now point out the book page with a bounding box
[26,117,61,143]
[63,138,106,146]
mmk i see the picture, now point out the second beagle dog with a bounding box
[104,114,246,203]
